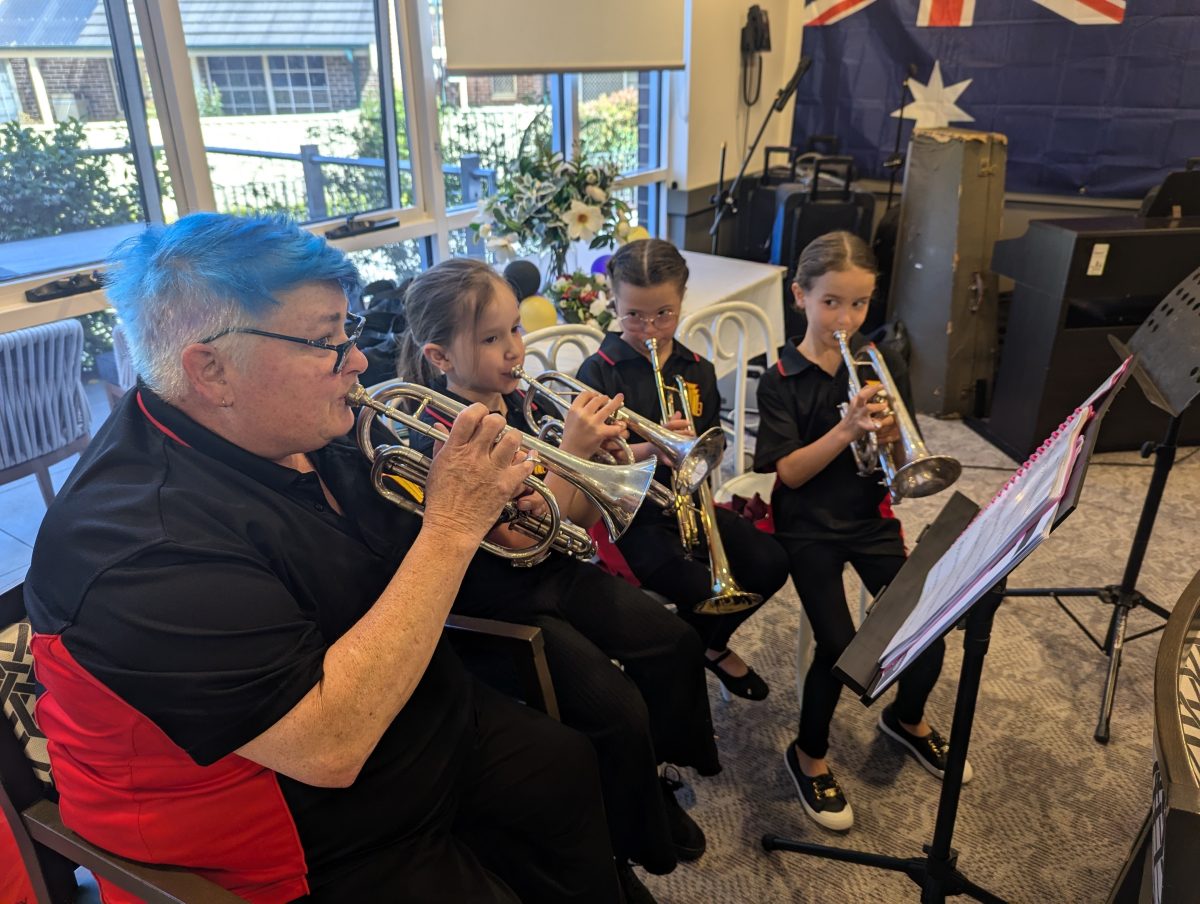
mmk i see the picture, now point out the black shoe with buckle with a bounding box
[659,768,706,861]
[616,861,659,904]
[784,744,854,832]
[877,704,973,784]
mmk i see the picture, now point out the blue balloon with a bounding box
[590,254,612,276]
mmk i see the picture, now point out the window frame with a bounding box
[0,0,670,308]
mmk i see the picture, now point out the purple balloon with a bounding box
[590,254,612,276]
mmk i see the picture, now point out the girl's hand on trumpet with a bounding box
[559,389,627,459]
[839,383,894,443]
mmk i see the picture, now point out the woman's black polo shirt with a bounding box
[24,384,476,899]
[753,335,910,552]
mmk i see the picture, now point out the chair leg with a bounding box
[33,465,55,507]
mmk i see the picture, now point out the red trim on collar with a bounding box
[136,390,191,447]
[776,359,785,376]
[692,351,700,362]
[597,349,616,366]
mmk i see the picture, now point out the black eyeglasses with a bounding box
[198,311,366,374]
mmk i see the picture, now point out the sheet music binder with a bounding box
[835,359,1134,703]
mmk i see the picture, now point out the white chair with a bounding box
[677,301,774,488]
[521,323,607,376]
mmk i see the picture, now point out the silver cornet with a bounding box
[347,382,656,567]
[833,330,961,501]
[510,365,725,496]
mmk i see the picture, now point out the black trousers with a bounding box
[309,680,618,904]
[781,535,946,760]
[622,505,790,653]
[454,555,720,874]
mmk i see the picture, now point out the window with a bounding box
[0,0,167,284]
[0,63,19,122]
[269,56,333,114]
[205,57,270,116]
[179,2,411,223]
[489,75,517,101]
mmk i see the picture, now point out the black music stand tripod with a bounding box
[1004,267,1200,744]
[762,494,1009,903]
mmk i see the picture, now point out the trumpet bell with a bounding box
[674,427,727,494]
[695,590,762,616]
[890,454,963,500]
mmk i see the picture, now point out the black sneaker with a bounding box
[783,743,853,832]
[877,704,973,784]
[659,770,706,861]
[616,862,659,904]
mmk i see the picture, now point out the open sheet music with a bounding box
[870,356,1134,695]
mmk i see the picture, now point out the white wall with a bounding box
[669,0,802,191]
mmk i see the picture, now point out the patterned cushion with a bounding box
[0,618,51,787]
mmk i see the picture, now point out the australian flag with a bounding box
[791,0,1199,197]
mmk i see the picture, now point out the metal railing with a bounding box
[72,143,495,222]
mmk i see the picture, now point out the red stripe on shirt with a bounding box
[597,350,616,366]
[426,408,454,429]
[776,360,786,375]
[137,390,191,447]
[31,634,309,903]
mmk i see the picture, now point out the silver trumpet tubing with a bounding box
[347,382,655,566]
[833,330,962,501]
[510,365,726,496]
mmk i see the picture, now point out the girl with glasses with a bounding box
[576,239,789,703]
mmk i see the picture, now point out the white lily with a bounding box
[561,200,604,242]
[585,185,607,204]
[589,296,609,318]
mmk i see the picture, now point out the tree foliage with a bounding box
[0,119,140,243]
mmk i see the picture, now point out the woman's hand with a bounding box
[559,390,627,457]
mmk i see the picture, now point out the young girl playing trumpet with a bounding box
[395,258,719,903]
[576,239,789,701]
[753,230,971,833]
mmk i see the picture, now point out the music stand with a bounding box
[1003,265,1200,744]
[762,362,1129,902]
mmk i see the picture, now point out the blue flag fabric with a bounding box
[791,0,1200,198]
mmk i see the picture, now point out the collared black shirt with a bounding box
[753,335,911,551]
[25,383,475,894]
[577,332,720,489]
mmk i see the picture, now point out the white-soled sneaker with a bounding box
[877,704,974,785]
[784,744,854,832]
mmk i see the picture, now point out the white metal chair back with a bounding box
[677,301,775,481]
[522,323,607,377]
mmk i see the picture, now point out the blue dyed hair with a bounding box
[105,212,361,400]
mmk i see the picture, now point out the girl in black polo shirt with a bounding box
[576,239,789,702]
[394,257,722,903]
[753,231,970,833]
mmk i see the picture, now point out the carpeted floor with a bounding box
[638,413,1197,904]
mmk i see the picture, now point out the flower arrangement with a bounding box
[470,119,632,282]
[545,271,613,330]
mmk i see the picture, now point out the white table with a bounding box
[678,250,785,367]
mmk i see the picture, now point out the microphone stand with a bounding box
[884,65,917,210]
[710,58,811,256]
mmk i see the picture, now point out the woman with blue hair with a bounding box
[24,213,621,903]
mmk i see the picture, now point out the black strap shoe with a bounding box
[659,769,706,861]
[704,648,769,700]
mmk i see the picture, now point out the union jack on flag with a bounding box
[792,0,1196,196]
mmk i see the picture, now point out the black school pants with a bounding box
[308,680,618,903]
[621,505,790,653]
[454,554,721,874]
[780,535,945,760]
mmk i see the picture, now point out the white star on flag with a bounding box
[890,61,974,130]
